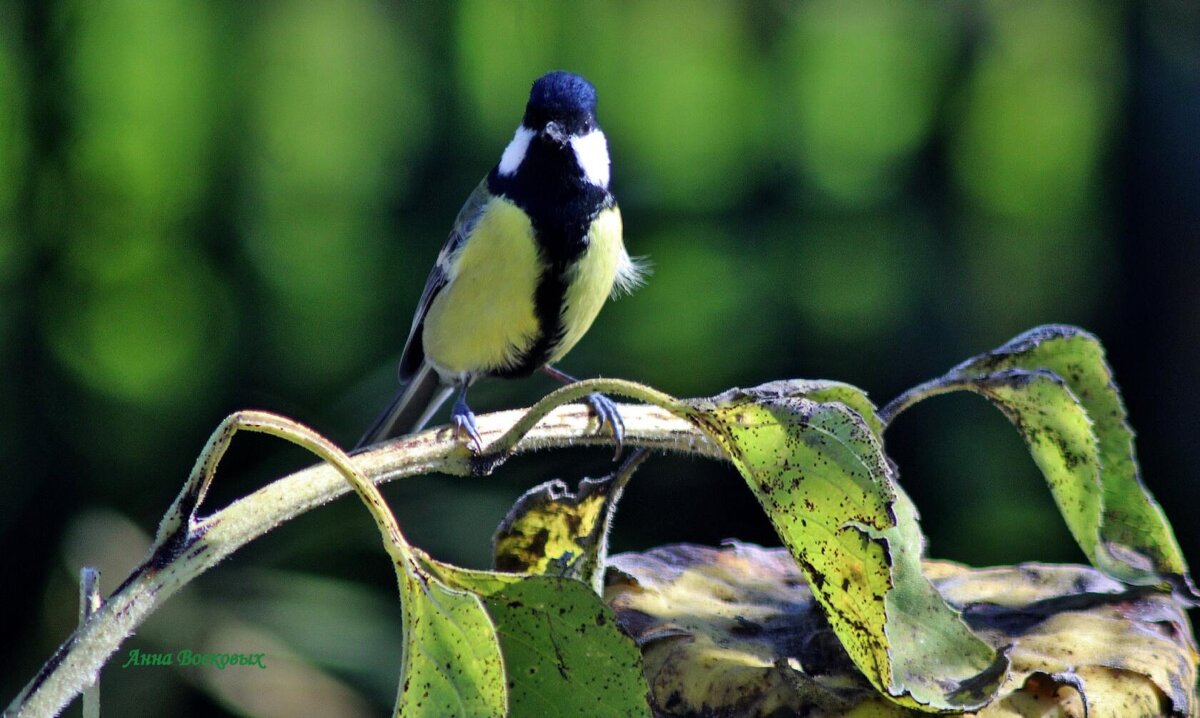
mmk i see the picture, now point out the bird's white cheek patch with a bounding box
[498,126,535,176]
[570,130,610,188]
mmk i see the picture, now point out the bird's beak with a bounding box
[541,121,568,145]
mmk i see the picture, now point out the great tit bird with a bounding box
[358,71,643,451]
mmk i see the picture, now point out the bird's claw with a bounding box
[584,392,625,460]
[451,402,483,453]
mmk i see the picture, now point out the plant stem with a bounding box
[77,569,100,718]
[878,377,965,427]
[6,402,717,718]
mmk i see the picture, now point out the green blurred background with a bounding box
[3,1,1199,714]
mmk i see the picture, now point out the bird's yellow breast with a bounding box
[422,197,541,377]
[550,206,624,364]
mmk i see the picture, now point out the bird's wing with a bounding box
[397,177,493,381]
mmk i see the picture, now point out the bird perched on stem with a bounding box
[358,70,644,452]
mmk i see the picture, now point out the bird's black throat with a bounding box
[487,136,614,377]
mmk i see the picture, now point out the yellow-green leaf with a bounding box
[683,382,1007,711]
[484,577,652,718]
[958,369,1107,576]
[901,324,1195,596]
[398,563,506,717]
[426,561,652,718]
[802,379,887,436]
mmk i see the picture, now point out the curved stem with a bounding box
[484,377,694,457]
[6,401,718,718]
[878,377,965,427]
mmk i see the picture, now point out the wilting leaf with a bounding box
[682,381,1007,711]
[955,369,1106,575]
[931,560,1198,717]
[397,562,506,717]
[493,451,646,593]
[606,542,865,717]
[917,325,1195,596]
[426,561,652,718]
[607,543,1198,717]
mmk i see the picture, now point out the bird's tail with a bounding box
[356,362,453,449]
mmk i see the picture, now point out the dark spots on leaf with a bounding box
[797,557,826,591]
[872,537,894,570]
[564,512,582,535]
[525,529,550,558]
[494,554,528,572]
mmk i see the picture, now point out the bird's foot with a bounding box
[541,366,625,459]
[584,392,625,459]
[451,395,483,452]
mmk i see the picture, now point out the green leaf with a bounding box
[910,324,1195,595]
[492,452,645,593]
[485,577,653,718]
[427,562,653,718]
[953,369,1106,575]
[398,562,507,717]
[684,381,1007,711]
[801,379,887,436]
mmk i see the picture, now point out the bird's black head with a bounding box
[495,70,611,189]
[523,71,599,142]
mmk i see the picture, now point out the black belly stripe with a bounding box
[509,263,570,377]
[486,136,614,377]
